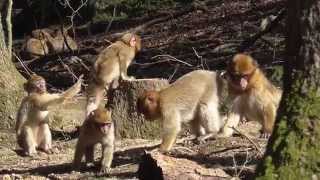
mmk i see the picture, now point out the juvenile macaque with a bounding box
[16,74,82,156]
[73,107,115,173]
[221,54,282,138]
[86,33,141,115]
[25,29,53,59]
[137,70,223,152]
[49,29,78,53]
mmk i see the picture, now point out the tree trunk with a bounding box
[107,78,169,138]
[256,1,320,179]
[0,0,25,129]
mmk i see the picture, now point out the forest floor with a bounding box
[2,0,285,179]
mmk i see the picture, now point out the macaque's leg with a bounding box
[38,123,52,153]
[197,101,221,142]
[100,144,114,173]
[261,104,276,138]
[22,127,37,156]
[86,85,106,116]
[73,141,86,170]
[85,145,95,165]
[190,119,205,137]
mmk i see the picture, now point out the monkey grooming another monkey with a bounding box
[137,70,224,152]
[73,107,115,173]
[25,29,53,59]
[48,29,78,53]
[221,54,282,138]
[86,33,141,115]
[16,74,82,156]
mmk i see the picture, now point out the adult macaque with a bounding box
[86,33,141,115]
[73,107,115,173]
[16,74,82,156]
[137,70,223,152]
[221,54,282,138]
[49,29,78,53]
[25,29,53,58]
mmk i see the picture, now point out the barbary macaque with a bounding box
[25,29,53,59]
[73,107,115,173]
[49,29,78,53]
[137,70,224,152]
[221,54,282,138]
[86,33,141,115]
[16,74,82,156]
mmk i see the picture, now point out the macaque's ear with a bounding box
[252,59,259,68]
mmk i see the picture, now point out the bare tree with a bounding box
[256,0,320,179]
[0,0,25,129]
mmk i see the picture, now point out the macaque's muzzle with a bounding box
[95,122,112,134]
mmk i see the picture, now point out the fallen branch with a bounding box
[138,150,230,180]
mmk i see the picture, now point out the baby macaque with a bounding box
[73,107,115,173]
[221,54,282,138]
[86,33,141,115]
[137,70,224,152]
[16,74,82,156]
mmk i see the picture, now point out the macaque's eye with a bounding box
[95,122,111,128]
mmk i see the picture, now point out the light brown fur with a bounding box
[25,29,53,58]
[221,54,282,138]
[137,70,223,152]
[73,107,115,173]
[86,33,141,115]
[48,29,78,53]
[16,74,82,156]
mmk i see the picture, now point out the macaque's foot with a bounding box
[239,119,248,125]
[25,149,37,157]
[260,132,271,139]
[86,162,95,168]
[122,76,135,81]
[99,166,111,174]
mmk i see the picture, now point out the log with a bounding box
[107,78,169,138]
[137,151,230,180]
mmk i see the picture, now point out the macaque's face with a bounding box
[35,79,47,94]
[94,121,112,134]
[129,36,137,47]
[229,71,251,91]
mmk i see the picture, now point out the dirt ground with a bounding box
[0,97,267,179]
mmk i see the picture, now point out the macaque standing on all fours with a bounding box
[16,74,82,156]
[221,54,282,138]
[86,33,141,115]
[137,70,224,152]
[73,107,115,173]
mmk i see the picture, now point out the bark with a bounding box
[256,1,320,179]
[0,0,25,129]
[107,78,169,138]
[137,151,230,180]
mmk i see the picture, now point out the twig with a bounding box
[57,56,78,81]
[231,126,263,155]
[152,54,193,67]
[13,52,32,75]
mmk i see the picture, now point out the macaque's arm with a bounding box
[16,97,30,134]
[38,76,82,108]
